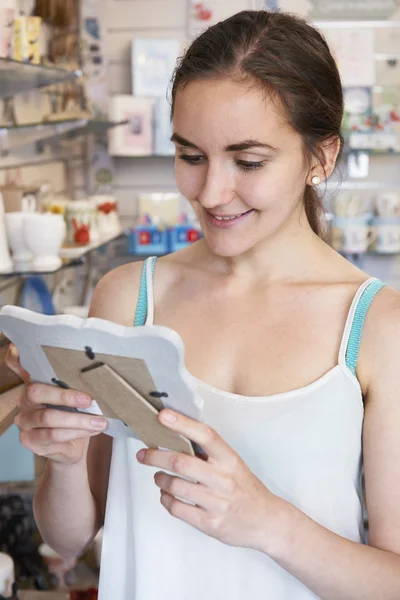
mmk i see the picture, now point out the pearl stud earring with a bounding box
[311,176,321,186]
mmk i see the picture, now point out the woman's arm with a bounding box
[34,262,145,556]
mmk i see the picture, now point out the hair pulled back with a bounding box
[171,10,344,237]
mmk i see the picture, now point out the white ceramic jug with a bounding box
[0,192,13,273]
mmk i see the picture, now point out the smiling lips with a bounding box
[205,209,254,228]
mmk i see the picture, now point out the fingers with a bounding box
[158,410,235,465]
[137,448,233,494]
[154,471,221,511]
[15,408,107,433]
[20,427,102,452]
[20,382,92,411]
[5,344,31,383]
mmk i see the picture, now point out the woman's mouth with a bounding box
[205,209,254,228]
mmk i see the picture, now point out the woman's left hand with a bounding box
[136,409,287,553]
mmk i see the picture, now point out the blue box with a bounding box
[127,224,168,255]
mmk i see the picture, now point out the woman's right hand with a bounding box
[5,343,108,466]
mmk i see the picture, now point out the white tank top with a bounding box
[98,259,386,600]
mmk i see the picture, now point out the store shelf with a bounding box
[0,58,81,99]
[46,118,129,142]
[323,180,400,190]
[344,147,400,156]
[0,229,129,281]
[114,154,175,159]
[0,118,128,152]
[0,150,83,170]
[0,119,87,152]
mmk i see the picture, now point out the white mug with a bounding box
[373,218,400,254]
[4,212,33,271]
[332,216,376,254]
[23,213,66,272]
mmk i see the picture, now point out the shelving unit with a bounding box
[0,57,81,99]
[0,228,130,285]
[0,118,128,153]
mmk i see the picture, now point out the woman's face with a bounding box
[172,78,314,258]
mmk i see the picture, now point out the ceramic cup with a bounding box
[372,217,400,254]
[23,213,66,271]
[89,195,121,238]
[4,212,33,271]
[331,216,376,254]
[65,200,98,245]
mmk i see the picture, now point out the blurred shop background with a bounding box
[0,0,400,597]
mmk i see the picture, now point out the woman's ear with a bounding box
[308,135,341,185]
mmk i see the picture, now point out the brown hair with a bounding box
[170,10,344,238]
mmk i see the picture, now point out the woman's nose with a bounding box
[197,164,235,209]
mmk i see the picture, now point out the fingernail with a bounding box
[76,394,91,407]
[160,410,176,424]
[10,344,18,357]
[91,417,107,429]
[137,449,146,462]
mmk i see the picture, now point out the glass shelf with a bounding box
[0,119,86,151]
[114,154,175,159]
[0,58,80,99]
[343,147,400,156]
[44,118,129,143]
[0,229,128,281]
[323,180,400,190]
[0,119,128,152]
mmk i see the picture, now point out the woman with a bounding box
[6,10,400,600]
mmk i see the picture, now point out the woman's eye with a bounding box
[236,160,265,172]
[178,154,204,165]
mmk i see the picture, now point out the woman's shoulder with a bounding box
[356,280,400,397]
[88,253,189,325]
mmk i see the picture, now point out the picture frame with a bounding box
[0,305,203,451]
[109,95,155,156]
[131,38,181,97]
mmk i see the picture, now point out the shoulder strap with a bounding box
[339,278,387,376]
[134,256,157,327]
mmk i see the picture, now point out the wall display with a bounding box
[322,27,375,87]
[343,87,373,132]
[0,1,15,59]
[187,0,257,39]
[80,0,115,195]
[131,38,180,98]
[109,96,154,156]
[12,16,41,64]
[373,86,400,141]
[343,86,400,151]
[154,97,174,155]
[309,0,400,19]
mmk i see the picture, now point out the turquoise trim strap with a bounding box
[134,257,157,327]
[345,279,387,375]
